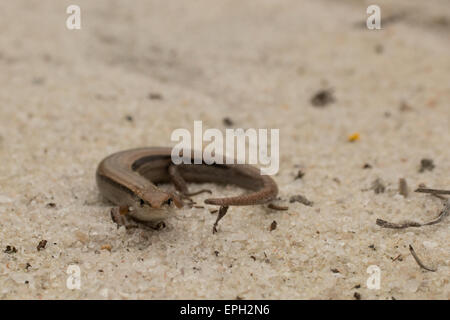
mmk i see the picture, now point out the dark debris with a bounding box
[269,220,277,231]
[4,245,17,254]
[419,158,435,173]
[289,194,314,206]
[311,89,335,107]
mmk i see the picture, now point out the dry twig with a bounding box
[377,196,449,229]
[289,194,313,206]
[415,188,450,195]
[376,201,449,229]
[409,244,436,272]
[268,203,288,211]
[212,205,229,234]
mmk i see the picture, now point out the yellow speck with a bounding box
[101,244,112,252]
[348,132,360,142]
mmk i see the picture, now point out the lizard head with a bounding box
[128,189,183,222]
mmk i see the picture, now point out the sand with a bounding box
[0,0,449,299]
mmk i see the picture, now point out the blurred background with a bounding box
[0,0,449,299]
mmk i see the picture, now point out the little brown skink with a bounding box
[96,147,278,226]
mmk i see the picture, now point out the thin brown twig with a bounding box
[415,187,448,200]
[415,188,450,195]
[408,244,437,272]
[376,199,450,229]
[212,205,229,234]
[268,203,288,211]
[376,219,421,229]
[391,254,402,262]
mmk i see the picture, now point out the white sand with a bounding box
[0,0,449,299]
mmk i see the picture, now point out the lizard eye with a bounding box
[139,199,145,207]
